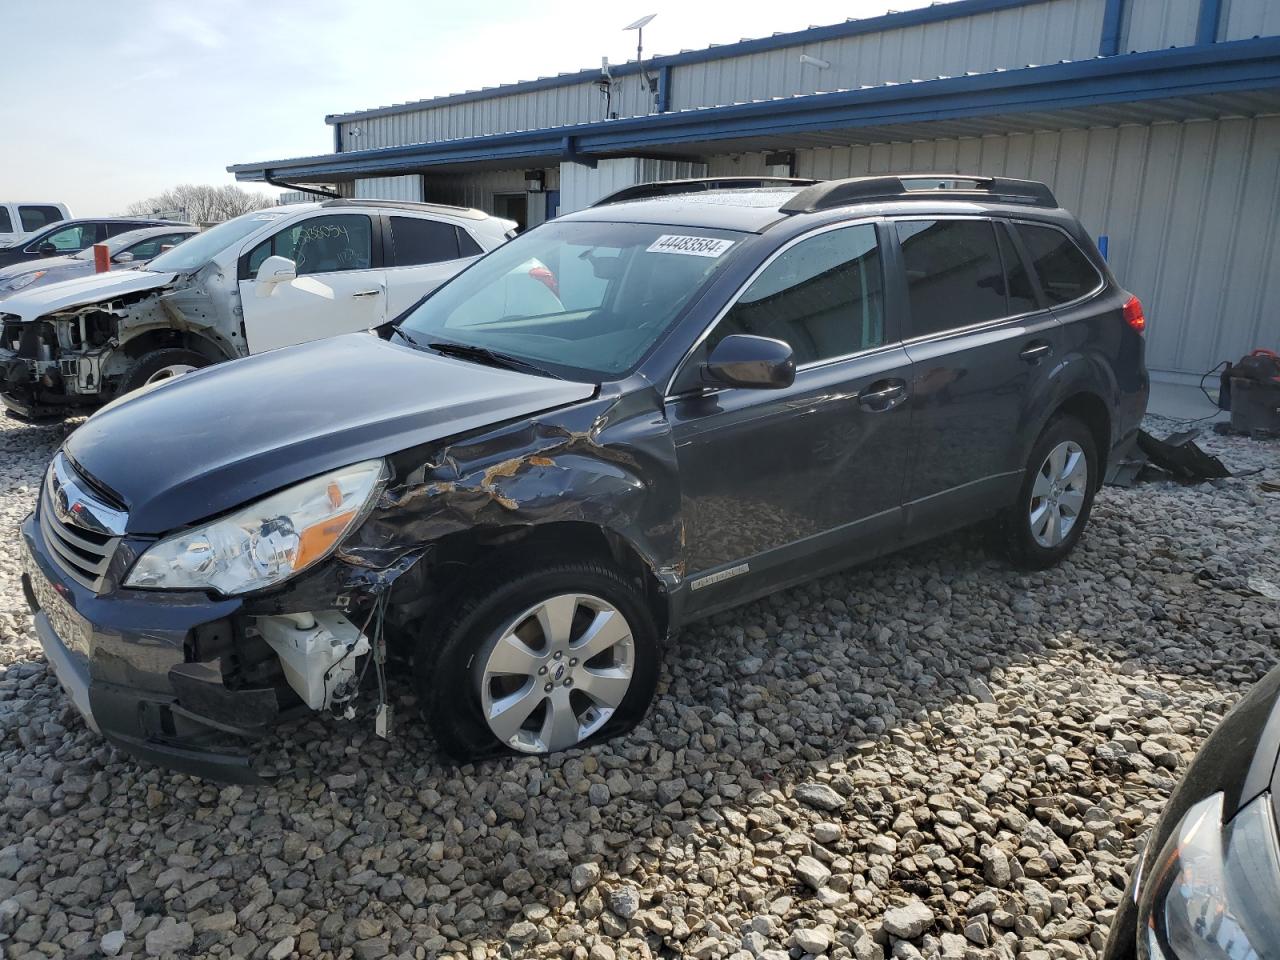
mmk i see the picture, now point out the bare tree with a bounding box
[124,184,276,223]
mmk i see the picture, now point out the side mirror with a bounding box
[704,334,795,390]
[38,242,57,255]
[255,255,296,296]
[112,252,135,264]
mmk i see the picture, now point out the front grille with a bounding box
[38,455,125,593]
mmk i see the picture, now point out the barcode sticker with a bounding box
[646,235,735,258]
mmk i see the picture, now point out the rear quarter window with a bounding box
[1015,223,1102,305]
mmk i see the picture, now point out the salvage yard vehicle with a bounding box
[0,224,198,298]
[20,175,1149,782]
[0,201,70,248]
[0,199,515,419]
[0,216,181,268]
[1102,662,1280,960]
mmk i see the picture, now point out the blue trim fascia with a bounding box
[324,0,1050,125]
[232,38,1280,182]
[656,65,672,113]
[1099,0,1126,55]
[1197,0,1223,45]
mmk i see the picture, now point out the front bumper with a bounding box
[21,512,279,783]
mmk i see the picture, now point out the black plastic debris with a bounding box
[1135,428,1232,482]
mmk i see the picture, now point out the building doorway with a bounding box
[492,193,528,232]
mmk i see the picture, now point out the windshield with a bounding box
[397,220,743,380]
[145,211,286,273]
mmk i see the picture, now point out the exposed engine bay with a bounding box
[0,265,242,419]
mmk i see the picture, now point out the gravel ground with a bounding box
[1,412,1278,960]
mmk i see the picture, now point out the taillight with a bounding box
[1123,295,1146,333]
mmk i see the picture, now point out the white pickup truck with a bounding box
[0,199,515,420]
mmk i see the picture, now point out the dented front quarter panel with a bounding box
[335,380,685,605]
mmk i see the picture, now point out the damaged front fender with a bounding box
[334,386,685,604]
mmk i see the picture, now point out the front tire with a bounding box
[417,559,660,762]
[118,348,210,395]
[993,415,1098,570]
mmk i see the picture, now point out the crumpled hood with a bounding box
[0,268,174,321]
[64,333,596,534]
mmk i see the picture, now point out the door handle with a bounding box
[858,379,907,411]
[351,288,381,298]
[1019,342,1052,363]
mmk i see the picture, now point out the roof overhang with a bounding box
[230,37,1280,185]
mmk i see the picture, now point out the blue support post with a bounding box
[656,65,672,112]
[1099,0,1125,55]
[1196,0,1222,45]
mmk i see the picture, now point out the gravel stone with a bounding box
[1,414,1275,956]
[881,900,934,940]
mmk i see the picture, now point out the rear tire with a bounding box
[992,415,1098,570]
[417,559,660,762]
[118,348,209,395]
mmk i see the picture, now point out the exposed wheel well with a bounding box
[391,521,670,648]
[121,330,234,364]
[1054,392,1112,487]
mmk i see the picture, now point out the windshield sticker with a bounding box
[251,214,285,221]
[646,235,735,258]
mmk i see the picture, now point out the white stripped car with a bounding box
[0,199,516,419]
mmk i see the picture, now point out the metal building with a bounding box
[230,0,1280,391]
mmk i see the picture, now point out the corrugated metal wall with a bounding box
[708,116,1280,378]
[1123,0,1199,52]
[352,175,424,201]
[1221,0,1280,40]
[338,0,1107,149]
[559,159,707,213]
[671,0,1105,111]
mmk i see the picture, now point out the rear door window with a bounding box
[897,219,1007,336]
[709,223,885,366]
[997,226,1039,315]
[18,205,64,232]
[388,216,459,266]
[0,208,11,233]
[1015,223,1102,305]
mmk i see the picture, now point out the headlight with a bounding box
[125,460,384,595]
[4,271,45,291]
[1137,792,1280,959]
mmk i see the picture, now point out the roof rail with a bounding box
[320,197,489,220]
[780,175,1058,214]
[593,176,818,207]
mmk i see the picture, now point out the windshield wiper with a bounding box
[391,325,423,348]
[426,341,561,379]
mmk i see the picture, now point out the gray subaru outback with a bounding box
[21,175,1149,781]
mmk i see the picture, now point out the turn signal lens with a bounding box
[1123,295,1146,333]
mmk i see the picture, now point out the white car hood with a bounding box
[0,269,175,321]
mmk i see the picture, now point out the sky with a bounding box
[1,0,932,216]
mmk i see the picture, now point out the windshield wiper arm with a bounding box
[391,325,423,348]
[426,341,561,379]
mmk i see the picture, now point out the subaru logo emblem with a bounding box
[53,483,75,525]
[552,663,566,682]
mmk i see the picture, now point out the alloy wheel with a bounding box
[476,593,635,753]
[1029,440,1088,548]
[144,363,197,384]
